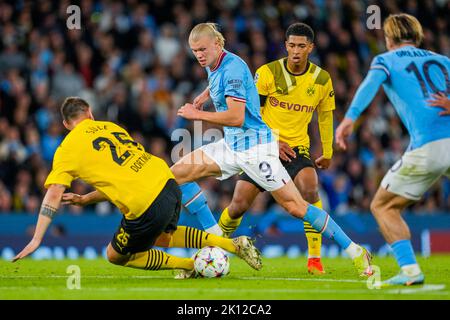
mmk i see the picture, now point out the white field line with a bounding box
[0,275,448,295]
[0,275,364,282]
[385,284,447,294]
[0,286,448,296]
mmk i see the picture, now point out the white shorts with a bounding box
[200,139,291,192]
[381,138,450,201]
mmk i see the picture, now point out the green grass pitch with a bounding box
[1,255,449,300]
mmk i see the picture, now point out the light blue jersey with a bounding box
[346,45,450,150]
[206,50,273,151]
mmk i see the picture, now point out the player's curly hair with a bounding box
[286,23,314,42]
[383,13,424,46]
[189,22,225,48]
[61,97,90,122]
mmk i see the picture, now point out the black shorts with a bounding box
[239,146,315,192]
[111,179,181,255]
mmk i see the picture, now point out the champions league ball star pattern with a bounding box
[194,246,230,278]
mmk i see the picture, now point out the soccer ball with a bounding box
[194,246,230,278]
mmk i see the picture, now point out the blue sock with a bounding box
[303,204,352,250]
[390,240,417,267]
[180,182,218,231]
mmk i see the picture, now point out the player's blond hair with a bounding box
[189,23,225,48]
[383,13,424,46]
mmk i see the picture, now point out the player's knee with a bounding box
[106,246,128,266]
[171,163,192,184]
[302,190,319,204]
[370,198,384,217]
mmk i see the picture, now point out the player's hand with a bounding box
[335,117,354,151]
[178,103,201,120]
[427,92,450,116]
[61,193,85,206]
[193,92,209,110]
[315,156,331,169]
[278,141,296,162]
[12,238,41,262]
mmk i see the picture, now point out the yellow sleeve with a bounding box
[318,78,336,112]
[44,144,76,188]
[318,109,334,159]
[317,78,335,159]
[255,65,275,97]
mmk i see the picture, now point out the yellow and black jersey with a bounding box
[255,59,335,158]
[45,119,174,220]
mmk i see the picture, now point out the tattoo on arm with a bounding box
[40,204,57,219]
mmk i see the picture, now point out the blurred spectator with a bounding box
[0,0,449,217]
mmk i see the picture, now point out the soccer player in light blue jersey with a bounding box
[336,13,450,286]
[172,23,372,278]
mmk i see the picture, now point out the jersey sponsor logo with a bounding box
[268,97,314,113]
[227,79,243,90]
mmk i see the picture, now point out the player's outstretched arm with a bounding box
[335,117,355,151]
[336,69,387,151]
[12,184,66,262]
[428,92,450,116]
[62,190,108,206]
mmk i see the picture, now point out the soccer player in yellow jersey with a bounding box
[218,23,335,274]
[12,97,262,277]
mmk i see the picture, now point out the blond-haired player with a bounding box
[217,23,334,274]
[174,23,373,278]
[336,14,450,286]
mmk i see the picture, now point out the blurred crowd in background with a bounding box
[1,0,449,218]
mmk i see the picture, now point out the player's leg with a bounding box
[270,181,372,276]
[171,141,239,236]
[370,187,424,285]
[241,141,372,276]
[171,148,222,185]
[294,167,324,274]
[106,179,195,271]
[155,226,262,271]
[106,241,194,271]
[375,139,450,285]
[218,179,262,237]
[179,182,223,235]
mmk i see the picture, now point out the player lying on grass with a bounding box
[172,23,372,278]
[12,97,262,278]
[336,13,450,286]
[217,22,334,275]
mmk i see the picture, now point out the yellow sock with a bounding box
[304,199,323,258]
[169,226,236,253]
[218,207,243,237]
[125,249,194,270]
